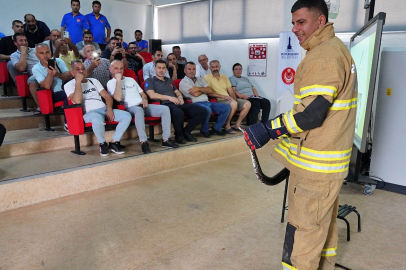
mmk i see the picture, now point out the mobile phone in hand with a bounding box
[116,43,121,48]
[63,31,69,38]
[48,59,56,69]
[92,52,100,60]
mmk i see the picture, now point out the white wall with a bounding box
[0,0,152,44]
[163,31,406,119]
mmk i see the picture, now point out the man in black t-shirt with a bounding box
[125,42,146,81]
[100,37,127,68]
[23,14,51,44]
[167,53,185,80]
[0,20,35,61]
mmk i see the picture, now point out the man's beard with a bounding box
[212,70,219,75]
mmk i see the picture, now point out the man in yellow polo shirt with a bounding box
[204,60,251,134]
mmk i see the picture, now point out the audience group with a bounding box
[0,0,271,156]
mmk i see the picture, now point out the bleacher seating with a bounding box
[64,97,162,155]
[0,60,10,96]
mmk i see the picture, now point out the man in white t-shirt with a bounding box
[64,60,132,156]
[196,54,211,78]
[107,60,178,154]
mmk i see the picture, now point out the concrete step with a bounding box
[0,124,165,159]
[0,108,64,131]
[0,96,37,110]
[1,83,19,97]
[0,134,248,213]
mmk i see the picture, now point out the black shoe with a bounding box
[100,142,109,156]
[162,138,180,148]
[183,132,197,142]
[109,141,125,154]
[141,141,151,154]
[210,128,226,136]
[175,135,187,144]
[200,131,212,138]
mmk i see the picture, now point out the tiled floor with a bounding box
[0,146,404,270]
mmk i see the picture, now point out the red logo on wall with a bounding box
[77,18,81,22]
[249,45,267,59]
[281,68,295,85]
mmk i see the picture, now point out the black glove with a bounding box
[243,117,288,150]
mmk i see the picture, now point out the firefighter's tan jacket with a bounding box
[272,23,357,180]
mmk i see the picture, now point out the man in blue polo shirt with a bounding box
[134,30,148,52]
[61,0,90,44]
[85,1,111,51]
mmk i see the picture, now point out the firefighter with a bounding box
[243,0,357,269]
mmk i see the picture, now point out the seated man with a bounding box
[145,60,207,144]
[75,31,101,58]
[43,29,61,57]
[101,37,128,68]
[54,37,80,71]
[83,44,111,89]
[204,60,251,133]
[166,53,185,80]
[32,43,72,112]
[114,29,128,50]
[196,54,211,78]
[179,62,230,137]
[23,14,51,44]
[142,50,170,81]
[107,60,179,154]
[64,60,132,156]
[9,33,40,110]
[126,42,146,80]
[1,20,35,79]
[172,46,187,65]
[133,30,148,52]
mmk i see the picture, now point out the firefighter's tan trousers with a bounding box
[282,173,343,270]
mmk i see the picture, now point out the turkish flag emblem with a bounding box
[77,18,81,22]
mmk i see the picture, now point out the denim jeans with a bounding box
[83,107,131,143]
[128,104,171,142]
[194,101,231,132]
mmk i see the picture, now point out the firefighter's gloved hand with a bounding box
[244,122,289,150]
[243,123,271,150]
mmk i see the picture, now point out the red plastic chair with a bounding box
[36,88,65,131]
[15,73,30,111]
[0,61,10,96]
[173,79,181,90]
[139,52,153,63]
[123,69,139,84]
[138,69,144,84]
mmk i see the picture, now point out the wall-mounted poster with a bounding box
[277,31,302,102]
[248,43,267,77]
